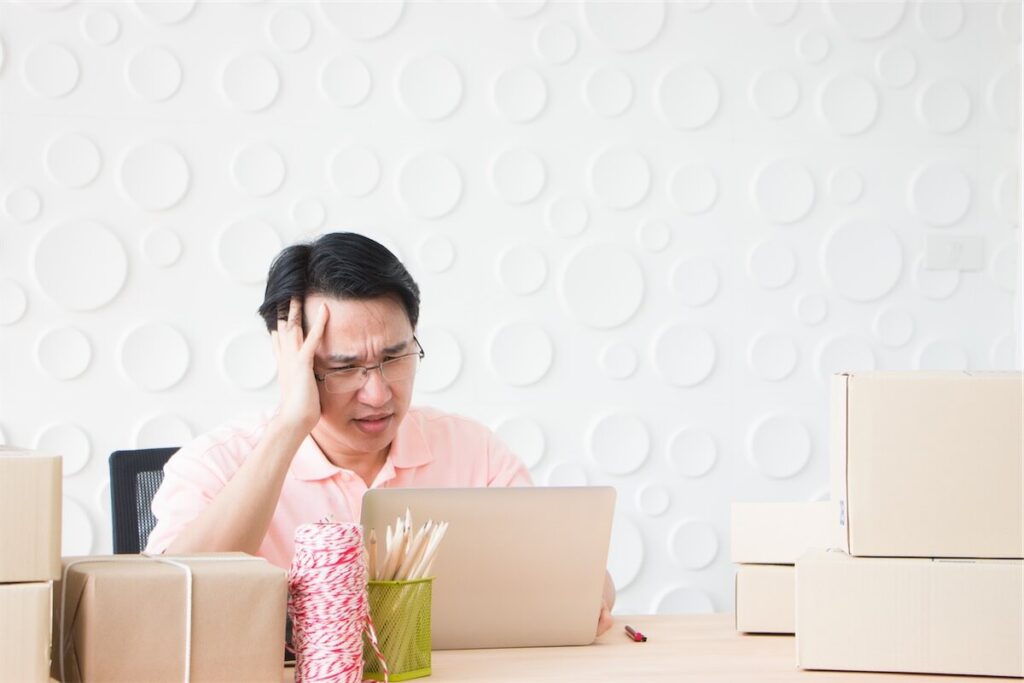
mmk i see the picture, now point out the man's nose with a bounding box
[357,365,392,406]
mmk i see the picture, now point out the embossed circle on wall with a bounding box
[916,340,969,371]
[292,198,327,233]
[636,484,671,517]
[396,151,463,219]
[330,145,380,197]
[654,586,715,615]
[494,416,545,469]
[396,55,463,121]
[796,31,830,63]
[221,53,280,111]
[751,159,814,223]
[817,335,876,380]
[82,10,121,45]
[750,0,799,24]
[828,167,864,204]
[545,195,589,237]
[232,142,286,197]
[991,240,1020,292]
[749,69,800,119]
[637,219,671,253]
[45,132,101,188]
[535,22,577,64]
[36,423,90,476]
[134,413,193,449]
[818,74,879,135]
[795,292,828,326]
[988,65,1021,131]
[23,43,80,97]
[320,55,372,107]
[34,220,127,311]
[546,462,589,486]
[126,46,182,102]
[319,0,404,41]
[583,0,665,52]
[583,66,633,118]
[134,0,196,24]
[417,234,456,274]
[221,330,276,390]
[216,219,281,284]
[413,327,462,392]
[910,162,971,226]
[994,168,1021,224]
[118,141,190,211]
[588,146,650,209]
[748,415,811,478]
[822,219,903,302]
[912,254,959,300]
[670,258,719,307]
[668,165,718,214]
[826,0,906,40]
[607,515,644,589]
[37,327,92,380]
[656,65,720,130]
[599,341,638,380]
[491,148,546,204]
[669,520,718,569]
[492,66,547,122]
[873,308,914,348]
[917,0,963,40]
[141,227,182,268]
[999,0,1022,42]
[497,245,547,294]
[268,7,313,52]
[0,280,28,325]
[119,322,190,391]
[748,332,798,381]
[559,244,644,329]
[667,427,717,478]
[917,80,971,134]
[876,46,917,88]
[748,240,797,289]
[588,413,650,475]
[652,324,716,387]
[488,322,553,386]
[5,187,42,223]
[493,0,547,20]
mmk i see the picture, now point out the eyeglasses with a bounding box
[313,337,425,394]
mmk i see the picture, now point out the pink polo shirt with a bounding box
[145,407,532,570]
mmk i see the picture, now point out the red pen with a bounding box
[624,625,647,642]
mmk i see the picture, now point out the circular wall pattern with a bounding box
[119,322,190,391]
[796,30,830,63]
[748,240,797,289]
[216,219,282,284]
[545,195,589,237]
[656,65,720,130]
[668,165,718,214]
[82,10,121,45]
[36,423,90,476]
[828,167,864,204]
[494,416,545,469]
[749,69,800,119]
[583,66,633,118]
[497,245,547,295]
[45,132,102,188]
[991,335,1016,368]
[652,324,716,387]
[588,146,651,209]
[583,0,665,52]
[599,341,638,380]
[134,0,196,24]
[916,339,969,370]
[1000,0,1022,42]
[751,0,799,24]
[36,327,92,380]
[794,292,828,326]
[821,219,903,302]
[991,240,1020,292]
[588,413,650,475]
[637,219,670,252]
[62,497,93,556]
[994,168,1020,224]
[747,415,811,478]
[669,520,718,569]
[607,515,644,589]
[876,46,917,88]
[488,322,553,386]
[751,159,815,223]
[118,141,190,211]
[559,244,644,329]
[817,335,876,380]
[535,22,577,64]
[873,308,914,348]
[748,332,798,381]
[5,187,42,223]
[636,484,671,517]
[492,66,547,122]
[396,55,463,121]
[320,55,372,108]
[667,427,717,478]
[417,234,456,274]
[141,227,182,268]
[23,43,80,97]
[917,0,963,40]
[34,220,127,311]
[654,586,715,615]
[912,254,959,300]
[909,162,971,226]
[268,7,313,52]
[0,279,28,325]
[221,330,276,390]
[493,0,546,20]
[396,152,463,219]
[490,148,546,204]
[917,80,971,134]
[826,0,906,40]
[319,0,404,41]
[126,46,182,102]
[413,327,462,392]
[134,413,193,449]
[818,74,879,135]
[987,65,1021,131]
[292,198,327,233]
[670,258,719,307]
[330,145,380,197]
[232,142,286,197]
[546,462,589,486]
[221,53,280,111]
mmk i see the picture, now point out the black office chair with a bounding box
[108,447,178,554]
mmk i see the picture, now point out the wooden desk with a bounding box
[282,614,992,682]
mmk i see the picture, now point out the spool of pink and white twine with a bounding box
[288,522,389,683]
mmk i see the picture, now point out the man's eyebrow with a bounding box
[322,339,411,364]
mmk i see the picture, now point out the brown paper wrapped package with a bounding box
[51,554,286,683]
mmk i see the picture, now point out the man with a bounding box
[146,232,614,635]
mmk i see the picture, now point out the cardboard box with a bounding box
[51,554,286,683]
[730,502,834,564]
[831,371,1023,558]
[796,549,1024,678]
[0,582,52,683]
[735,564,793,634]
[0,448,62,582]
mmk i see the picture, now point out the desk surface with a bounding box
[282,614,991,682]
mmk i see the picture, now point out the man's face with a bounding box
[303,294,417,460]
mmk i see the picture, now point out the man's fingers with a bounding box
[301,302,329,357]
[286,297,302,330]
[270,330,280,361]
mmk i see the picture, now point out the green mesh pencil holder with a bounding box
[363,578,433,681]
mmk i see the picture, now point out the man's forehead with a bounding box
[315,337,413,363]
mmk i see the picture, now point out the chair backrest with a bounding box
[108,447,178,554]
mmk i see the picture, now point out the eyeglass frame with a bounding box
[312,336,426,393]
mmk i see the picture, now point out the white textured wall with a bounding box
[0,0,1020,615]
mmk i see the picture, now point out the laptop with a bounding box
[361,486,616,650]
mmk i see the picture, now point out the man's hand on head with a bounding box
[271,297,329,435]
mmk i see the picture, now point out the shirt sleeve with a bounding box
[485,430,534,487]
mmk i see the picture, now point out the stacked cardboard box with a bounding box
[796,371,1024,678]
[730,502,832,634]
[0,448,62,683]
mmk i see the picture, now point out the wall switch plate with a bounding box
[924,234,985,271]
